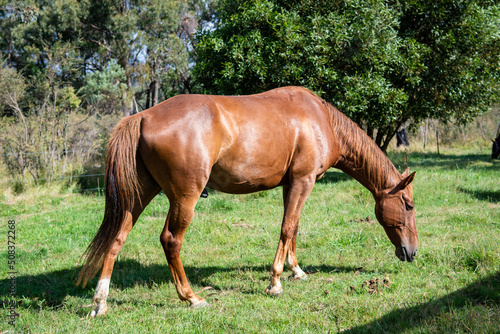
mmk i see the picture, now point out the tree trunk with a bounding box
[151,79,158,106]
[122,77,133,117]
[423,119,429,149]
[122,96,133,117]
[118,58,133,117]
[375,129,384,149]
[146,86,151,110]
[435,121,440,156]
[380,127,400,154]
[366,124,374,139]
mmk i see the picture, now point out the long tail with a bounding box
[77,113,143,287]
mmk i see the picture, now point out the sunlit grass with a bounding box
[1,147,499,333]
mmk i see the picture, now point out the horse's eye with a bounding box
[405,202,414,211]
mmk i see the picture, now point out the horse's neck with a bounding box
[330,112,400,195]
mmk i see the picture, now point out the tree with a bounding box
[80,0,214,113]
[0,44,86,184]
[399,0,500,126]
[1,0,215,117]
[136,0,192,104]
[0,0,85,81]
[78,60,127,114]
[0,0,218,189]
[194,0,500,152]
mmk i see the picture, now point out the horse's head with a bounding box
[375,169,418,262]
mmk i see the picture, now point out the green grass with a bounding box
[1,147,499,333]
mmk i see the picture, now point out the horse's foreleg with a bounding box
[160,196,208,308]
[285,235,308,280]
[266,177,314,296]
[281,185,308,281]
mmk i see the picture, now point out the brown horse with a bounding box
[77,86,417,317]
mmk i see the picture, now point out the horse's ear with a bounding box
[401,171,416,188]
[390,171,415,194]
[402,167,410,177]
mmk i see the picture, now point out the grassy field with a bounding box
[1,146,499,333]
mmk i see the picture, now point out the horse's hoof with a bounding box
[90,302,108,317]
[271,289,284,297]
[190,299,209,309]
[265,286,284,297]
[289,273,308,281]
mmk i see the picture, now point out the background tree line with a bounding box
[0,0,214,187]
[195,0,500,151]
[1,0,499,188]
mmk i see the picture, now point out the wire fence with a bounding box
[0,173,105,184]
[0,148,107,193]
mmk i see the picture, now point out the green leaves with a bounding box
[194,0,500,152]
[400,0,500,124]
[1,0,499,153]
[195,0,409,145]
[79,60,126,113]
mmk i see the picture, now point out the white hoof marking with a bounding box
[190,299,209,309]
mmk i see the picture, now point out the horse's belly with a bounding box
[207,162,287,194]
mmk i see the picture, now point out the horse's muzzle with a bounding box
[396,246,417,262]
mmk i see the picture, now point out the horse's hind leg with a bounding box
[91,162,160,317]
[159,193,207,307]
[266,177,315,296]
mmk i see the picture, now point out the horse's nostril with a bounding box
[407,248,417,262]
[396,247,417,262]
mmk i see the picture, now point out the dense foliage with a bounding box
[0,0,213,116]
[195,0,500,151]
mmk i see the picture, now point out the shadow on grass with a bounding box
[344,270,500,333]
[457,187,500,203]
[313,151,497,186]
[0,260,371,310]
[388,151,498,171]
[317,169,353,184]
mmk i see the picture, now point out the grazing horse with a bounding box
[77,86,417,317]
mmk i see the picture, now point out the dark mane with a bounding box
[321,99,400,191]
